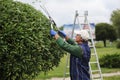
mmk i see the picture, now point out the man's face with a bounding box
[75,34,82,43]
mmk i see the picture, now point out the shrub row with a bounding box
[100,53,120,68]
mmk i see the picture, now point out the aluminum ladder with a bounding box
[63,10,103,80]
[76,10,103,80]
[83,11,103,80]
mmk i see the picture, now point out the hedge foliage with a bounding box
[0,0,64,80]
[100,53,120,68]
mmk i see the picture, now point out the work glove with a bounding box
[50,29,57,37]
[58,30,66,37]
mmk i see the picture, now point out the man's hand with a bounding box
[50,30,57,37]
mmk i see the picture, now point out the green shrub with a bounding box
[0,0,64,80]
[100,53,120,68]
[116,41,120,49]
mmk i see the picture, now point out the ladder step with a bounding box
[65,72,69,75]
[92,70,100,73]
[91,53,96,56]
[93,74,102,78]
[93,77,101,79]
[90,46,94,48]
[67,66,69,68]
[90,62,98,64]
[93,79,101,80]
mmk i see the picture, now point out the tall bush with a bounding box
[0,0,64,80]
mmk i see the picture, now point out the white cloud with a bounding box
[44,0,110,26]
[15,0,120,26]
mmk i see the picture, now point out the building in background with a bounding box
[63,23,95,39]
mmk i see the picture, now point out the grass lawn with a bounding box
[104,76,120,80]
[34,41,120,79]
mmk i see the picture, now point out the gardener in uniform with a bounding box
[50,29,91,80]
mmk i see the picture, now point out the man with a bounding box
[50,29,91,80]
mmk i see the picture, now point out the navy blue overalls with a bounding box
[70,42,91,80]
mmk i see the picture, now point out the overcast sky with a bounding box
[16,0,120,27]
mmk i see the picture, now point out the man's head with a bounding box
[75,34,82,43]
[75,30,89,43]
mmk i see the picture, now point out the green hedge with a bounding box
[100,53,120,68]
[0,0,64,80]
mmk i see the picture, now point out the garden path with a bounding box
[48,71,120,80]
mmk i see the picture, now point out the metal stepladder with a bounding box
[63,10,103,80]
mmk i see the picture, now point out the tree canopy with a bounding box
[0,0,64,80]
[95,23,117,47]
[111,9,120,38]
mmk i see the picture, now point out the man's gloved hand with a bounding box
[50,29,57,37]
[58,30,66,37]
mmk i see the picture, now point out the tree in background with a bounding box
[95,23,117,47]
[0,0,64,80]
[111,9,120,39]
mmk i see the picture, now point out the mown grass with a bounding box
[34,55,68,79]
[34,41,120,79]
[104,76,120,80]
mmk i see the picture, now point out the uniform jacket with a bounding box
[56,37,91,80]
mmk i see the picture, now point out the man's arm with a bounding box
[58,31,77,45]
[65,36,77,45]
[55,34,82,58]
